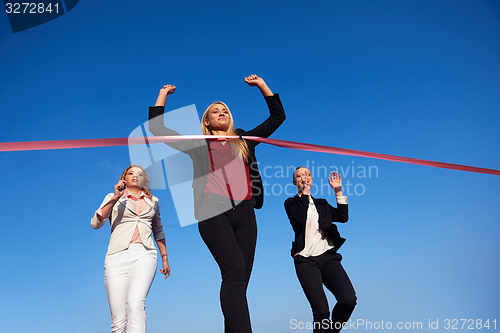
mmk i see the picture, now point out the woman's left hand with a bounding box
[160,258,170,279]
[328,171,343,196]
[244,74,265,87]
[244,74,273,96]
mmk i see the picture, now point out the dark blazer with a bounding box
[284,194,348,256]
[149,94,285,220]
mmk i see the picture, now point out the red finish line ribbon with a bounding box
[1,135,499,176]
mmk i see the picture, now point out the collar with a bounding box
[122,189,146,200]
[296,193,314,201]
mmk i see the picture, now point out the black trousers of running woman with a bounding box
[198,194,257,333]
[149,94,286,333]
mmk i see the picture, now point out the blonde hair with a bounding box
[201,101,250,162]
[119,164,153,200]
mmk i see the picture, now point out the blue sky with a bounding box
[1,0,499,332]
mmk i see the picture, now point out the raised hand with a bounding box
[160,84,176,95]
[295,170,312,195]
[244,74,273,96]
[301,181,312,196]
[328,172,343,196]
[113,179,126,200]
[244,74,265,87]
[97,179,126,222]
[155,84,176,107]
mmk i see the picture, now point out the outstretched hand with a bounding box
[328,171,343,195]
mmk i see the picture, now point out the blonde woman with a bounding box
[91,165,169,333]
[148,75,285,333]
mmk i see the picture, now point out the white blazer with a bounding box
[91,193,165,255]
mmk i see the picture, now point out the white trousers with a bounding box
[104,244,157,333]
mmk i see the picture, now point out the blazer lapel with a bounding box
[118,197,139,216]
[140,197,155,216]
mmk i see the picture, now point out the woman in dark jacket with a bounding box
[148,75,285,333]
[285,167,356,333]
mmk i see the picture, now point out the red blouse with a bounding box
[205,140,252,201]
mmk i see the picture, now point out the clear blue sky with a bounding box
[1,1,499,332]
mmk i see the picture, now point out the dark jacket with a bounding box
[284,194,348,256]
[149,94,285,220]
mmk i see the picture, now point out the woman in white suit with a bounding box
[91,164,170,333]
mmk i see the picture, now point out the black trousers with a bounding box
[198,194,257,333]
[294,250,357,333]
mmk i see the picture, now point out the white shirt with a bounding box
[296,195,347,257]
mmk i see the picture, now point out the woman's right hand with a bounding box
[160,84,176,95]
[155,85,176,106]
[300,181,311,196]
[96,180,125,222]
[113,180,126,200]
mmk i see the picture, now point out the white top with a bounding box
[296,195,347,257]
[91,193,165,255]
